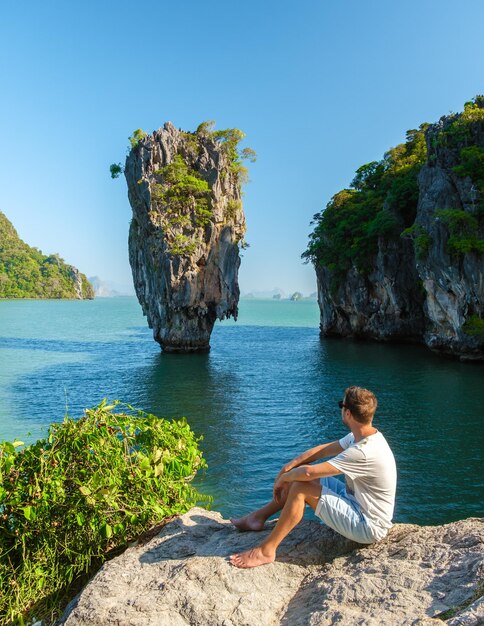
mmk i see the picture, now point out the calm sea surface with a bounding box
[0,297,482,526]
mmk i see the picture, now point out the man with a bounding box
[229,386,397,568]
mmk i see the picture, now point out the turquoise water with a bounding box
[0,297,482,526]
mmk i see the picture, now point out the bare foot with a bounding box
[229,546,275,568]
[230,513,265,532]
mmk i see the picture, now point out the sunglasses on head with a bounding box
[338,400,347,409]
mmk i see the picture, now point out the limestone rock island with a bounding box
[305,97,484,361]
[124,122,250,352]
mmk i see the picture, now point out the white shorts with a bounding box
[315,477,385,544]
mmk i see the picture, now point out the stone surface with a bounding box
[61,508,483,626]
[125,123,246,352]
[414,117,484,361]
[315,106,483,361]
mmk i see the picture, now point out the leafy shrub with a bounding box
[0,401,208,625]
[303,124,428,277]
[463,314,484,336]
[435,209,484,255]
[169,233,200,256]
[226,199,242,220]
[438,98,484,147]
[109,163,123,179]
[400,223,433,260]
[453,145,484,211]
[129,128,147,149]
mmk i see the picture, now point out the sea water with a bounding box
[0,297,482,525]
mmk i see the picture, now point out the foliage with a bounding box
[453,145,484,210]
[400,223,433,260]
[304,98,484,281]
[129,128,147,149]
[435,209,484,255]
[169,233,200,256]
[0,401,208,625]
[196,122,256,184]
[0,212,94,300]
[195,120,216,135]
[438,97,484,147]
[151,155,212,255]
[226,199,242,221]
[303,124,428,278]
[462,315,484,336]
[109,163,123,179]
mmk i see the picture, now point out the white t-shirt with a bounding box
[328,431,397,534]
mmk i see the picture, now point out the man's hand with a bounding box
[276,464,291,480]
[272,477,286,502]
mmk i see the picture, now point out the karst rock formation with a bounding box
[311,100,484,361]
[125,122,247,352]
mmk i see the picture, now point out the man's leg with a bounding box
[231,484,292,531]
[229,480,321,568]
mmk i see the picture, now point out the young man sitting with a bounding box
[229,386,397,568]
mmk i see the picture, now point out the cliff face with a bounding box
[414,118,484,358]
[316,237,425,342]
[312,100,483,361]
[125,123,246,352]
[0,212,94,300]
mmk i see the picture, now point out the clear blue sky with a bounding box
[1,1,482,295]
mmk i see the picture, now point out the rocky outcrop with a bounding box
[61,508,483,626]
[125,123,246,352]
[314,103,483,361]
[414,118,484,359]
[316,237,425,342]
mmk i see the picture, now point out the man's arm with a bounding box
[280,461,342,483]
[280,440,344,474]
[273,460,342,501]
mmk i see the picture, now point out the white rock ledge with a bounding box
[60,508,483,626]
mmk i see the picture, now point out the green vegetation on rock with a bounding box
[462,314,484,336]
[129,128,147,149]
[303,126,427,277]
[304,97,483,282]
[0,401,209,625]
[400,223,433,260]
[0,212,94,299]
[435,209,484,255]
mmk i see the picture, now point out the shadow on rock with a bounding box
[138,508,358,567]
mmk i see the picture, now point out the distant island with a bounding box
[0,211,93,299]
[241,289,317,300]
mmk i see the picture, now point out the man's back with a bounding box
[328,431,397,537]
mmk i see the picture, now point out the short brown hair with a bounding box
[344,386,377,424]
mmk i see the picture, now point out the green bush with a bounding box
[436,209,484,256]
[400,223,433,260]
[128,128,147,149]
[0,401,208,625]
[463,314,484,336]
[303,124,428,276]
[438,98,484,147]
[453,145,484,211]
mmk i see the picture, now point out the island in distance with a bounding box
[88,276,134,298]
[241,289,317,300]
[0,211,93,300]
